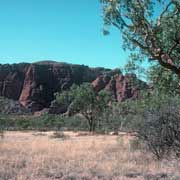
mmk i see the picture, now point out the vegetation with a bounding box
[99,0,180,158]
[138,95,180,159]
[1,4,180,180]
[55,83,112,132]
[110,91,180,159]
[0,114,91,131]
[101,0,180,76]
[0,81,179,161]
[1,131,180,179]
[0,78,179,161]
[148,65,180,95]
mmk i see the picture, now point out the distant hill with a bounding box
[0,61,147,113]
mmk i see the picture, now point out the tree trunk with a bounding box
[88,116,95,132]
[88,118,93,132]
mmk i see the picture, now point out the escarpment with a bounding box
[0,61,147,112]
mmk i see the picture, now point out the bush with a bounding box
[129,138,143,152]
[0,114,63,131]
[137,95,180,159]
[110,91,180,160]
[50,131,69,139]
[107,100,144,132]
[63,115,88,131]
[0,113,89,131]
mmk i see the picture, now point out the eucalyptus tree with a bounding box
[101,0,180,76]
[55,83,112,132]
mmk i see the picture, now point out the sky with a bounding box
[0,0,130,69]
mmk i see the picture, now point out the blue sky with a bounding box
[0,0,130,69]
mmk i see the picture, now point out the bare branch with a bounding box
[157,1,174,26]
[160,1,173,20]
[130,38,149,50]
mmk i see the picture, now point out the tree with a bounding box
[55,83,112,132]
[100,0,180,76]
[148,65,180,95]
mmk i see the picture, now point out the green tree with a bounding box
[148,65,180,95]
[55,83,112,132]
[100,0,180,76]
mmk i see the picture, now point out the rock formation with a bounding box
[0,61,147,112]
[92,73,147,102]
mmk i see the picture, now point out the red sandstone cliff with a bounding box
[0,61,147,112]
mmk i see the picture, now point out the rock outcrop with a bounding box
[0,61,147,112]
[0,61,113,111]
[92,73,147,102]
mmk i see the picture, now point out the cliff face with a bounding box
[0,63,28,100]
[92,73,147,102]
[0,61,147,112]
[0,61,113,111]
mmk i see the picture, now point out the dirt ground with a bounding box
[0,131,179,180]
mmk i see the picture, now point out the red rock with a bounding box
[92,75,111,92]
[0,61,147,112]
[0,61,111,112]
[92,73,147,102]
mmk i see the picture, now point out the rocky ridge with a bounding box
[0,61,147,113]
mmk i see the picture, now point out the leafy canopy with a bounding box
[101,0,180,76]
[55,83,112,132]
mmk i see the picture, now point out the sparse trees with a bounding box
[118,91,180,159]
[106,89,180,159]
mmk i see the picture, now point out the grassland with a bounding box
[0,131,179,180]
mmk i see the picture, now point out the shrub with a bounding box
[0,113,89,131]
[63,115,88,131]
[108,100,144,132]
[110,91,180,160]
[137,95,180,159]
[129,138,143,152]
[50,131,69,140]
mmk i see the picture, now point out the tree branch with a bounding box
[160,1,173,20]
[168,41,180,55]
[158,54,180,76]
[130,38,149,50]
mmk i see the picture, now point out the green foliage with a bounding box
[137,94,180,159]
[110,90,180,159]
[63,116,89,131]
[148,65,180,95]
[0,113,90,132]
[108,100,142,132]
[101,0,180,75]
[0,114,62,131]
[55,83,112,132]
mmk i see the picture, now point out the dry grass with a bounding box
[0,131,179,180]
